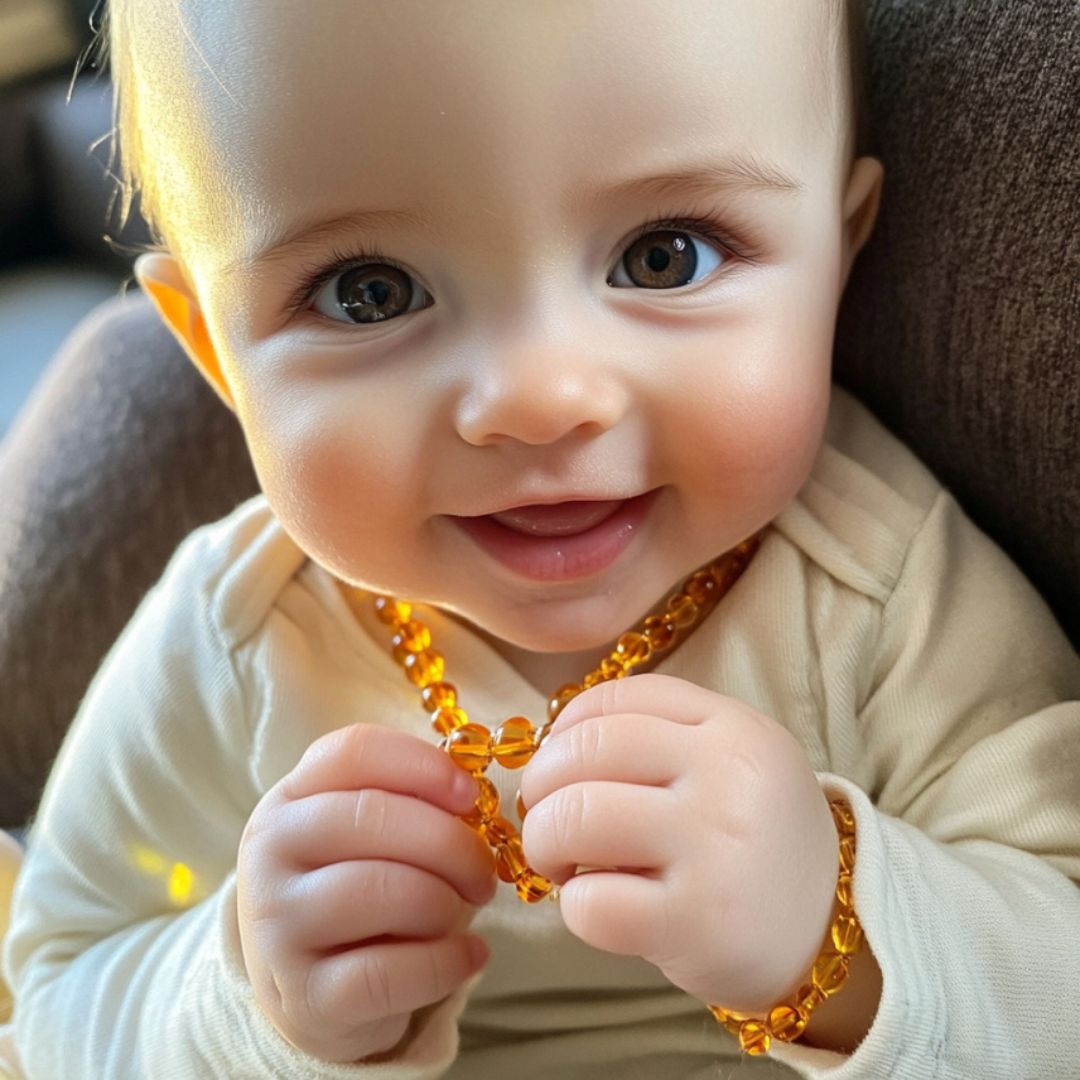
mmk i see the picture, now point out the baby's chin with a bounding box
[438,593,635,655]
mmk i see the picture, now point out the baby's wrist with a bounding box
[708,797,865,1056]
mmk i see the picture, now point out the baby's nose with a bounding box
[453,339,629,447]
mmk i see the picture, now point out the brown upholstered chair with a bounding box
[0,0,1077,833]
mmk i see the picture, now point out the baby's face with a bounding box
[136,0,880,659]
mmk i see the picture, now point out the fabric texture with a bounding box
[2,387,1078,1079]
[0,0,1077,829]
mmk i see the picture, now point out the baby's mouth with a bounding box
[449,490,660,584]
[486,500,626,537]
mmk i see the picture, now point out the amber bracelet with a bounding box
[707,797,863,1055]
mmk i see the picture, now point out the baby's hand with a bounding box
[519,673,839,1013]
[236,725,496,1064]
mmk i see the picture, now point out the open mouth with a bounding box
[486,498,627,537]
[450,489,661,582]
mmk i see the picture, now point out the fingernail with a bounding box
[452,771,478,804]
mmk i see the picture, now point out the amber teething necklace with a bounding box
[337,531,763,905]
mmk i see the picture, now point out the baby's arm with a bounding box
[0,520,481,1079]
[771,488,1080,1078]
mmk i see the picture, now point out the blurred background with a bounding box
[0,0,149,441]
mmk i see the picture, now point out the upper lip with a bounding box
[456,489,651,518]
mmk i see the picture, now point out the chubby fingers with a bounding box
[280,860,479,952]
[558,871,668,960]
[519,710,687,813]
[547,672,760,740]
[265,788,497,906]
[521,780,677,884]
[278,724,479,816]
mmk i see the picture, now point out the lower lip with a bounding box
[451,489,660,582]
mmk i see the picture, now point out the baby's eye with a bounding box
[310,260,433,325]
[608,223,729,290]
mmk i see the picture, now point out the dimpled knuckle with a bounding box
[553,785,588,854]
[339,721,376,762]
[569,716,605,765]
[598,677,621,715]
[367,860,398,914]
[353,787,389,839]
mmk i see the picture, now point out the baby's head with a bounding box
[106,1,882,661]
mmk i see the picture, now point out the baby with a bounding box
[2,1,1079,1077]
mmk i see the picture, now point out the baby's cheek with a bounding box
[671,352,830,515]
[242,385,409,565]
[744,368,832,484]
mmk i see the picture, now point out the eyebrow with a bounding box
[226,153,802,276]
[567,152,805,217]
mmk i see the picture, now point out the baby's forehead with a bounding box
[130,0,840,268]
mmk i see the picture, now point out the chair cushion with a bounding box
[0,294,257,826]
[834,0,1079,649]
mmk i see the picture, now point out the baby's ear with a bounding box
[133,252,236,412]
[839,156,884,291]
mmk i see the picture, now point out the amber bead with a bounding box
[515,870,555,903]
[736,536,759,557]
[708,1007,744,1037]
[831,912,863,956]
[812,951,850,996]
[476,776,500,818]
[548,683,582,722]
[374,596,411,624]
[391,619,431,654]
[684,570,719,606]
[495,836,529,882]
[445,723,493,773]
[483,815,516,845]
[461,776,500,829]
[838,836,856,874]
[738,1019,771,1055]
[795,982,826,1015]
[767,1004,808,1041]
[829,799,856,835]
[665,592,698,628]
[643,615,677,650]
[431,706,469,736]
[460,801,488,831]
[404,648,445,688]
[615,631,651,667]
[582,670,604,689]
[599,657,626,680]
[492,716,537,769]
[421,680,457,710]
[515,789,528,822]
[836,872,854,908]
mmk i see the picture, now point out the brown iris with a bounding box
[620,230,698,288]
[338,264,413,323]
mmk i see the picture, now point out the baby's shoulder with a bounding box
[771,385,944,604]
[155,493,307,646]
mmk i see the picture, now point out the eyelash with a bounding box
[284,207,762,319]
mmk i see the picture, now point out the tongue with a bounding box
[489,499,625,537]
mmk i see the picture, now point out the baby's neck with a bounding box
[483,632,615,699]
